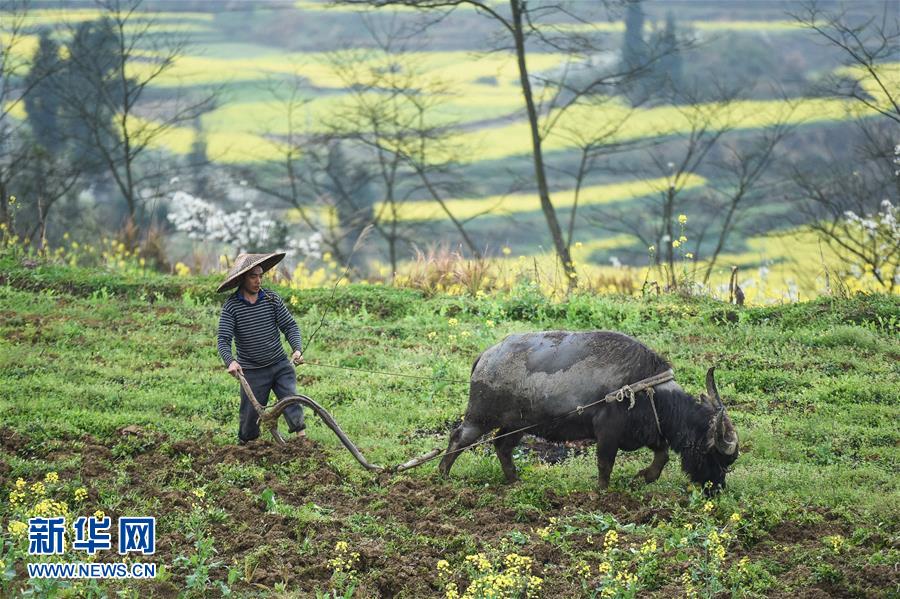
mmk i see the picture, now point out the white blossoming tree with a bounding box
[789,3,900,292]
[166,191,322,265]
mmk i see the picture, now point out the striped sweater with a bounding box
[217,288,302,369]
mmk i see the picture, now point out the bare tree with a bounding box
[790,0,900,124]
[548,95,658,250]
[791,122,898,292]
[340,0,689,286]
[321,22,485,275]
[787,0,899,291]
[18,142,81,248]
[698,114,796,284]
[0,0,47,231]
[237,73,373,271]
[589,87,739,289]
[52,0,217,247]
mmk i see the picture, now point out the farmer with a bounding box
[216,252,306,444]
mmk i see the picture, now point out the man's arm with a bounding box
[274,294,303,356]
[217,306,238,367]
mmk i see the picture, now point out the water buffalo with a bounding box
[439,331,739,492]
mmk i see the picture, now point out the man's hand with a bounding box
[227,360,243,379]
[291,350,304,366]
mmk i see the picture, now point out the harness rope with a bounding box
[393,368,675,469]
[303,360,470,385]
[252,366,676,472]
[299,361,669,439]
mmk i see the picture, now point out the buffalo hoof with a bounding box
[636,468,660,484]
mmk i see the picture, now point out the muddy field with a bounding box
[2,426,893,598]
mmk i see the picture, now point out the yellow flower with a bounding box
[174,262,191,276]
[575,241,583,248]
[824,534,845,553]
[192,488,206,499]
[460,331,470,338]
[485,319,495,328]
[8,521,27,539]
[447,318,458,327]
[448,334,457,342]
[678,214,688,224]
[672,240,681,249]
[74,487,88,502]
[685,252,694,259]
[15,478,26,490]
[648,245,655,253]
[30,482,46,496]
[502,247,511,256]
[703,501,714,513]
[598,561,611,574]
[464,552,491,572]
[44,472,59,484]
[444,582,460,599]
[93,510,105,521]
[640,538,658,554]
[604,529,619,550]
[427,331,437,340]
[730,512,741,524]
[679,235,687,243]
[9,490,25,505]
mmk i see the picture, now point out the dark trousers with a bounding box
[238,357,305,443]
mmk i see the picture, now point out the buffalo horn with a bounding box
[707,367,738,455]
[706,367,721,406]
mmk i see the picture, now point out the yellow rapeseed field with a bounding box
[375,174,707,222]
[449,96,874,162]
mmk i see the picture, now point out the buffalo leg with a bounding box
[636,447,669,483]
[594,410,622,489]
[595,439,619,489]
[438,420,486,478]
[494,431,524,483]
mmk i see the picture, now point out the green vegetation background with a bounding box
[0,258,897,596]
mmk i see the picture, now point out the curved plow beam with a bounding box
[236,374,442,473]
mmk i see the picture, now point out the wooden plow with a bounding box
[236,373,442,473]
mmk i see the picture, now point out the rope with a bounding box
[401,368,676,468]
[259,363,675,472]
[304,360,470,385]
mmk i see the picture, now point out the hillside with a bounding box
[4,1,897,296]
[0,260,897,596]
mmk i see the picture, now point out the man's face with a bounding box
[242,266,263,293]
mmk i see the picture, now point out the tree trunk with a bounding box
[0,178,9,232]
[510,0,576,287]
[663,186,675,288]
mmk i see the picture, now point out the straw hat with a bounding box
[216,252,286,293]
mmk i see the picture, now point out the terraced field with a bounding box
[5,3,896,299]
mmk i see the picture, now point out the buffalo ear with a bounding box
[716,411,738,455]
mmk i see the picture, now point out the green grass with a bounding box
[0,257,897,596]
